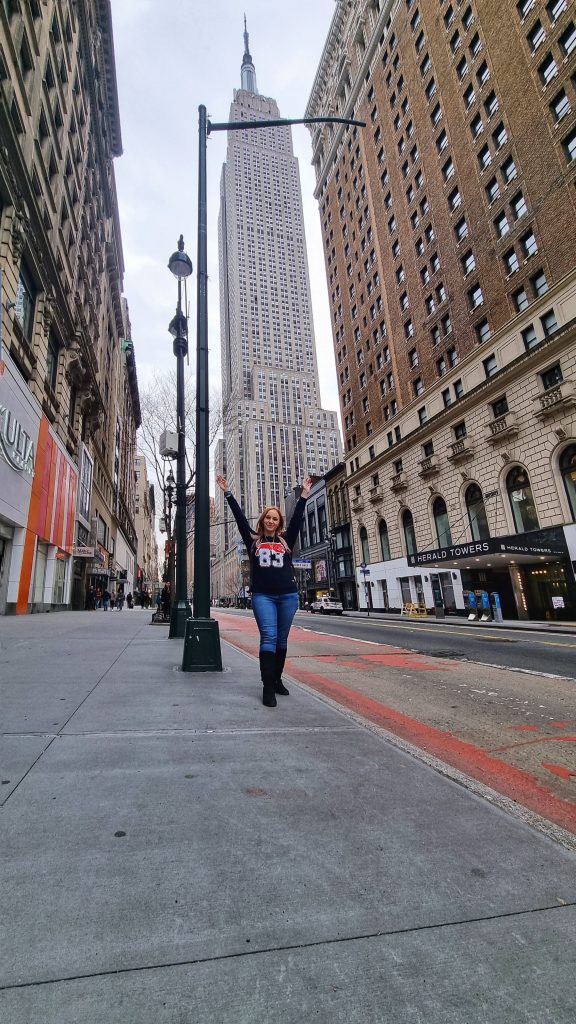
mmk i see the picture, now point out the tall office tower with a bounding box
[214,23,342,600]
[306,0,576,622]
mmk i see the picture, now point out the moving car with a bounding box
[310,596,344,615]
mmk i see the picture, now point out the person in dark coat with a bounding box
[216,474,312,707]
[160,585,171,620]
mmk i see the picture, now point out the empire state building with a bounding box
[216,22,342,562]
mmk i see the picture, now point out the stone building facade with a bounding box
[0,0,140,613]
[306,0,576,620]
[134,452,158,600]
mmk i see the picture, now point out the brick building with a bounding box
[306,0,576,620]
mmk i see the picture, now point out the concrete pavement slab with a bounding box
[1,906,575,1023]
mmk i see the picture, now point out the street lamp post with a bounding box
[165,467,175,598]
[167,236,193,639]
[181,105,365,671]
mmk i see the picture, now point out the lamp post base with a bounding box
[168,600,192,639]
[182,617,223,672]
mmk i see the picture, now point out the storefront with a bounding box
[409,527,576,622]
[0,353,78,614]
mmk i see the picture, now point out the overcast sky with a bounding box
[111,0,340,437]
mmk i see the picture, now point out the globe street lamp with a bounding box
[167,236,193,639]
[181,105,365,672]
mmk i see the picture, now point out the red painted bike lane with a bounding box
[215,611,576,835]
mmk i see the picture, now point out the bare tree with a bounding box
[138,369,222,584]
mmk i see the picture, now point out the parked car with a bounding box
[310,596,344,615]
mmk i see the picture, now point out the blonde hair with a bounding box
[254,506,290,554]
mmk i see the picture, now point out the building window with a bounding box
[413,377,424,396]
[466,484,490,540]
[507,467,539,533]
[379,520,391,560]
[522,323,538,350]
[454,216,468,241]
[454,378,464,399]
[468,283,484,308]
[492,394,509,418]
[517,0,535,17]
[475,318,491,344]
[470,113,483,138]
[513,286,529,312]
[485,176,500,203]
[14,263,36,340]
[360,525,370,564]
[494,211,510,238]
[484,91,499,117]
[550,89,570,122]
[547,0,566,22]
[442,157,455,181]
[501,155,517,184]
[402,509,417,557]
[463,83,475,108]
[433,497,452,547]
[558,23,576,58]
[418,406,428,425]
[478,144,492,170]
[541,362,563,389]
[511,192,528,221]
[404,319,414,338]
[46,331,59,391]
[541,309,558,336]
[563,127,576,163]
[531,270,548,296]
[504,248,520,275]
[538,52,557,85]
[461,249,476,275]
[408,346,419,367]
[436,128,448,153]
[483,353,498,377]
[521,229,538,257]
[560,445,576,521]
[527,19,546,51]
[442,387,452,408]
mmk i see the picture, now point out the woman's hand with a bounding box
[216,474,229,493]
[301,476,313,498]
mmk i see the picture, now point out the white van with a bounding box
[310,596,344,615]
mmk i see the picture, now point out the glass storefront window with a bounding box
[465,484,490,541]
[560,445,576,521]
[433,496,452,547]
[53,556,67,604]
[506,467,539,533]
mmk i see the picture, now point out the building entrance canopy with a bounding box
[408,527,568,570]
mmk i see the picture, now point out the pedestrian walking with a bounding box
[126,592,133,609]
[216,473,312,707]
[102,589,110,611]
[160,584,171,621]
[117,592,125,610]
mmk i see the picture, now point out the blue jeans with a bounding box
[251,592,299,653]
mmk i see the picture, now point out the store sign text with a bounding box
[0,402,35,475]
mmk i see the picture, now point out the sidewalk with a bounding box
[1,610,576,1023]
[341,608,576,634]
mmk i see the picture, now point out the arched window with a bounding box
[402,508,417,557]
[379,519,391,560]
[506,467,539,533]
[359,526,370,564]
[433,496,452,547]
[560,445,576,521]
[465,484,490,541]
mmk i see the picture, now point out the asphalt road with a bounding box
[223,608,576,679]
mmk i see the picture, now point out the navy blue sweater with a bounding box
[225,494,307,595]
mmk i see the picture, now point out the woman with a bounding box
[216,474,312,707]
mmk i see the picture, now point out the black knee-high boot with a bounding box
[259,651,277,707]
[274,649,289,695]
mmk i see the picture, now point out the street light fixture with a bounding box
[181,105,365,672]
[167,235,193,639]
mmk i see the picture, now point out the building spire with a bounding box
[240,14,258,94]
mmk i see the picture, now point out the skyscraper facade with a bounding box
[306,0,576,621]
[213,26,342,602]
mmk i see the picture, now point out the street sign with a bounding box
[293,560,312,569]
[73,546,94,558]
[360,567,371,575]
